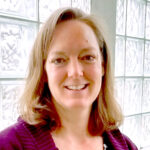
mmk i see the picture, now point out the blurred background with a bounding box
[0,0,149,149]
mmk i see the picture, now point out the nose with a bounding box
[67,58,83,77]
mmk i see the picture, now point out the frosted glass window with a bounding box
[0,18,36,78]
[146,3,150,39]
[123,115,141,148]
[0,81,24,131]
[116,0,126,35]
[142,79,150,113]
[115,78,124,107]
[142,114,150,147]
[72,0,91,14]
[39,0,71,22]
[127,0,146,38]
[115,36,125,76]
[0,0,37,20]
[125,38,144,76]
[144,41,150,76]
[124,78,142,115]
[39,0,90,22]
[116,0,150,149]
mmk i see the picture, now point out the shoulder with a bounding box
[103,128,138,150]
[122,133,138,150]
[0,120,23,149]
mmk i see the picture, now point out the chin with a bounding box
[63,99,93,110]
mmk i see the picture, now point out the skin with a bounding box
[45,20,104,150]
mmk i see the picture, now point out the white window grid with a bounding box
[116,0,150,149]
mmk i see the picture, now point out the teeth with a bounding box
[66,85,86,90]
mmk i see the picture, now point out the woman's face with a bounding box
[45,20,104,110]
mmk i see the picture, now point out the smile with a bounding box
[65,84,89,90]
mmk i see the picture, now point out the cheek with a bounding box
[46,66,66,86]
[85,63,103,80]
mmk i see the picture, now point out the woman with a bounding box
[0,7,137,150]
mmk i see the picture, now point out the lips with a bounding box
[64,84,89,90]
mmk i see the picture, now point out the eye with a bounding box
[81,55,96,62]
[51,58,66,65]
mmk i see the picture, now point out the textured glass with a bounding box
[144,41,150,76]
[0,0,37,20]
[72,0,90,14]
[141,146,150,150]
[146,3,150,39]
[126,38,144,76]
[115,36,125,76]
[116,0,126,35]
[115,78,124,108]
[0,18,36,78]
[142,114,150,147]
[124,78,142,115]
[0,81,24,131]
[142,79,150,113]
[122,115,141,148]
[127,0,145,38]
[39,0,71,22]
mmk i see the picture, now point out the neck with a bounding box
[53,104,92,140]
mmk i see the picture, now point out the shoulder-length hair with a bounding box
[19,7,123,135]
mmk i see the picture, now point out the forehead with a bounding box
[49,20,99,49]
[54,19,93,34]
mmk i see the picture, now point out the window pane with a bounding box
[0,18,37,78]
[115,36,125,76]
[115,78,124,107]
[39,0,71,22]
[0,0,37,20]
[124,78,142,115]
[126,38,144,76]
[116,0,126,35]
[127,0,146,38]
[72,0,91,14]
[142,114,150,147]
[0,81,24,131]
[146,3,150,39]
[144,41,150,76]
[122,115,141,148]
[142,79,150,113]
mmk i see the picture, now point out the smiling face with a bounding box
[45,20,104,110]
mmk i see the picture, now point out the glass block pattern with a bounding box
[39,0,71,22]
[0,81,24,131]
[116,0,126,35]
[116,0,150,149]
[122,115,141,148]
[142,114,150,147]
[127,0,146,38]
[124,78,142,115]
[126,38,144,76]
[72,0,91,14]
[146,3,150,39]
[115,78,124,107]
[144,41,150,76]
[0,18,36,78]
[115,36,125,76]
[0,0,37,20]
[142,79,150,113]
[39,0,90,22]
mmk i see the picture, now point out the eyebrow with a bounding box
[50,47,97,55]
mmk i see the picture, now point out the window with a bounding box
[116,0,150,149]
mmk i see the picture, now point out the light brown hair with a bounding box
[19,7,123,135]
